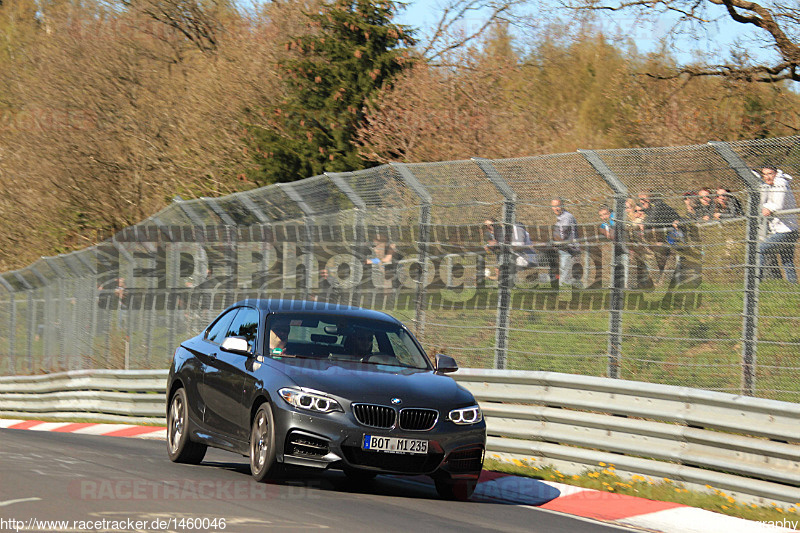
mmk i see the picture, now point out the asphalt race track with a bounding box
[0,429,639,533]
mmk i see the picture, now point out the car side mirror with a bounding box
[435,353,458,374]
[220,336,251,356]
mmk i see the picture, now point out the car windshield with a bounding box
[266,313,431,370]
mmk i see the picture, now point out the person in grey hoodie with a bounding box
[551,198,580,286]
[759,166,798,283]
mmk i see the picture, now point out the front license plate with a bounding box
[362,435,428,455]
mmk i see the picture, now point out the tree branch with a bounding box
[565,0,800,83]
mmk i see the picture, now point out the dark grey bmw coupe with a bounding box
[166,299,486,499]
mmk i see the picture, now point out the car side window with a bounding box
[226,307,260,352]
[205,309,238,345]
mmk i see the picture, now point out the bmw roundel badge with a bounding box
[391,398,402,405]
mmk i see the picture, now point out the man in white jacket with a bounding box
[759,166,798,284]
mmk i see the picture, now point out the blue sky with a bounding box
[395,0,780,68]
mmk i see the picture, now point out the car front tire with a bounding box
[167,388,207,464]
[250,403,281,482]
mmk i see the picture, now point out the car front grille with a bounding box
[352,404,396,429]
[399,408,438,431]
[285,432,329,458]
[444,446,484,473]
[342,446,444,474]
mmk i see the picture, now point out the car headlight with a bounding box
[279,387,343,413]
[448,405,483,425]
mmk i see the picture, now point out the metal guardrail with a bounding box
[1,368,797,505]
[455,369,800,506]
[0,369,166,424]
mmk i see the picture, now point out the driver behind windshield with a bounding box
[269,323,290,353]
[344,330,373,358]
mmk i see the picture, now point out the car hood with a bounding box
[264,358,473,406]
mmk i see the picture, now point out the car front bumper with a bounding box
[271,402,486,478]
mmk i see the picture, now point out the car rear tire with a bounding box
[435,478,477,501]
[250,403,281,482]
[167,388,207,464]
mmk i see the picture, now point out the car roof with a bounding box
[230,299,403,325]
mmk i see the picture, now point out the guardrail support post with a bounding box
[473,158,517,370]
[391,163,433,340]
[579,150,628,379]
[710,141,762,396]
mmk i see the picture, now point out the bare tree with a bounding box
[563,0,800,82]
[121,0,230,52]
[416,0,533,62]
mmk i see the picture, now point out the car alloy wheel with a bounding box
[166,388,206,464]
[250,403,280,482]
[167,394,183,455]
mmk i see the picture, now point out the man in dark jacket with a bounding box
[635,192,680,289]
[638,192,679,231]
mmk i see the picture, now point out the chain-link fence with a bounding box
[1,137,799,402]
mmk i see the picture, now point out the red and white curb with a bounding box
[2,419,794,532]
[0,419,167,440]
[472,472,795,532]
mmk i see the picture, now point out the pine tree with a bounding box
[245,0,415,185]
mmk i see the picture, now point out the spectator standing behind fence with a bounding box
[551,198,580,286]
[635,192,679,287]
[681,191,699,220]
[714,188,743,219]
[759,166,798,284]
[695,188,715,221]
[366,234,402,290]
[482,218,536,279]
[483,218,501,280]
[624,198,646,242]
[638,192,679,234]
[598,204,615,240]
[510,222,537,268]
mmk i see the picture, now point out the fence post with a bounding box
[391,163,433,340]
[579,150,628,379]
[77,248,99,369]
[173,196,208,228]
[12,273,34,372]
[281,183,316,301]
[238,195,272,224]
[0,276,15,374]
[327,172,368,306]
[45,258,68,370]
[709,141,762,396]
[473,158,516,370]
[27,268,52,371]
[203,197,238,227]
[59,256,83,369]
